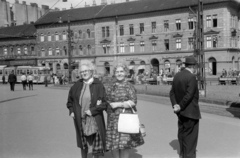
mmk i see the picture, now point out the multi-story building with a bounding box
[0,0,49,27]
[34,0,240,77]
[0,24,38,67]
[34,6,105,74]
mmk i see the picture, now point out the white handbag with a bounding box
[118,101,140,134]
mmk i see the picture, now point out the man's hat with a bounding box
[184,57,197,65]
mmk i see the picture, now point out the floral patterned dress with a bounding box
[105,80,144,151]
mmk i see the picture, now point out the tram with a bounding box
[0,66,50,83]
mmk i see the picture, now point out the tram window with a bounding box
[5,71,8,75]
[39,70,42,75]
[34,70,37,74]
[0,70,2,75]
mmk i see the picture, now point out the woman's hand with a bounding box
[110,102,122,109]
[85,110,92,116]
[70,112,75,119]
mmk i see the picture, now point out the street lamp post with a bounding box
[67,14,72,84]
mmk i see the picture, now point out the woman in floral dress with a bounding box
[105,62,144,158]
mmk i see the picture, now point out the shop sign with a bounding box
[162,55,191,60]
[126,57,144,61]
[99,57,114,62]
[0,60,10,65]
[10,59,37,66]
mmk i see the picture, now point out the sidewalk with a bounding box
[52,83,240,107]
[51,83,240,118]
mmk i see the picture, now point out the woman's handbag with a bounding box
[118,101,140,134]
[82,116,98,136]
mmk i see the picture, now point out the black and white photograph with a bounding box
[0,0,240,157]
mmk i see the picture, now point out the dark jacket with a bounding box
[66,78,108,149]
[170,69,201,119]
[8,74,17,83]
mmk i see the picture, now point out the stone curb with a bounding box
[52,84,239,108]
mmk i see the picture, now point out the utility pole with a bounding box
[195,0,206,97]
[67,14,72,84]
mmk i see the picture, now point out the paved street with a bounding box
[0,84,240,158]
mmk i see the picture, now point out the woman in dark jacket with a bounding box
[66,60,108,158]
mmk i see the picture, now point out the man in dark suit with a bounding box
[8,71,17,91]
[170,57,201,158]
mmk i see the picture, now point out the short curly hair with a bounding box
[79,60,96,74]
[113,61,129,77]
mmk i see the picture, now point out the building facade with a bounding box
[0,24,37,67]
[7,0,240,78]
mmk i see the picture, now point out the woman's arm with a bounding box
[90,84,108,116]
[66,87,74,116]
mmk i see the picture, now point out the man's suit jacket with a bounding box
[170,69,201,120]
[8,74,17,83]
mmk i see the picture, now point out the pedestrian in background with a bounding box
[8,71,16,91]
[20,73,27,90]
[105,62,144,158]
[66,60,107,158]
[27,72,34,90]
[44,75,48,87]
[170,56,201,158]
[2,75,5,84]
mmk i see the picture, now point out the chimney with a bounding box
[42,5,49,9]
[93,0,96,6]
[22,1,26,5]
[30,3,38,7]
[101,0,107,5]
[15,0,19,4]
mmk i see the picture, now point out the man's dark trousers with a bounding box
[178,115,199,158]
[10,82,15,91]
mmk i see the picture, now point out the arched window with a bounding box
[55,32,59,41]
[40,33,44,42]
[31,46,35,54]
[48,47,52,56]
[55,47,60,56]
[64,63,68,69]
[130,61,135,65]
[62,31,67,40]
[17,47,21,54]
[87,29,91,38]
[87,45,91,54]
[56,63,61,70]
[104,62,110,75]
[63,46,67,56]
[3,48,7,55]
[41,47,45,57]
[79,30,82,39]
[140,61,146,65]
[24,47,28,54]
[208,57,217,75]
[74,32,78,39]
[48,32,51,41]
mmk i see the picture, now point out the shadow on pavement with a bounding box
[169,139,180,155]
[101,149,142,158]
[226,104,240,119]
[0,95,37,104]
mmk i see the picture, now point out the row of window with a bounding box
[1,46,35,55]
[108,15,219,37]
[40,45,93,56]
[116,36,222,53]
[39,29,92,42]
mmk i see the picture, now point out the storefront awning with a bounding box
[128,65,135,70]
[137,65,145,70]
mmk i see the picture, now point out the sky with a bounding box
[7,0,127,10]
